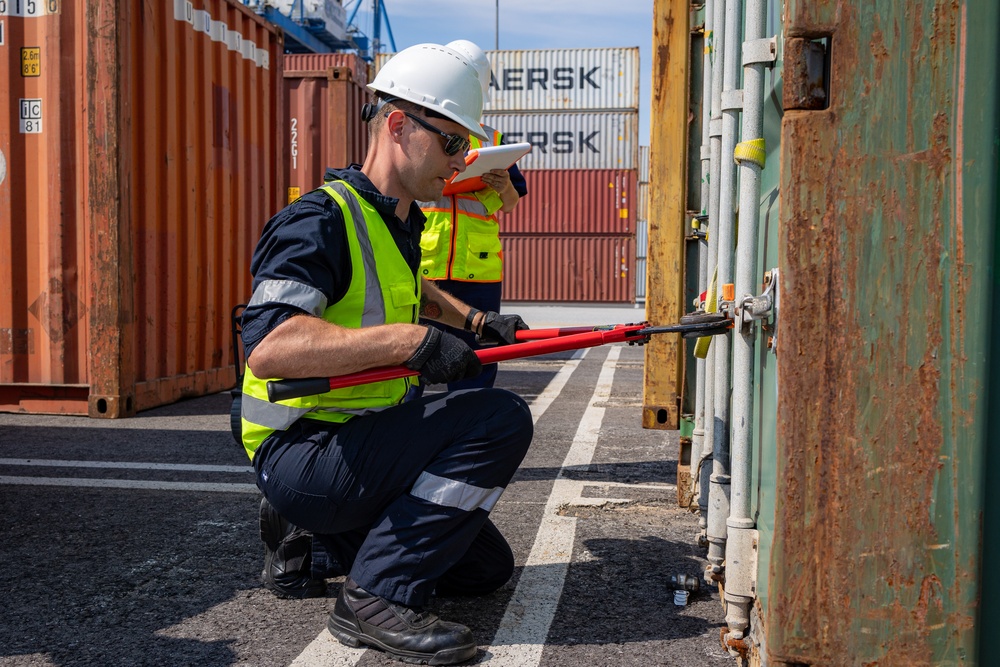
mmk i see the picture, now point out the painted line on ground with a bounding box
[289,629,366,667]
[0,458,251,473]
[0,476,259,493]
[528,348,586,425]
[482,345,620,665]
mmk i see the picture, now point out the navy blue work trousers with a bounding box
[252,387,533,607]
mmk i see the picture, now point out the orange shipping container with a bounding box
[285,54,370,201]
[501,235,635,303]
[0,0,285,417]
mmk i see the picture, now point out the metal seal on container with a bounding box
[0,148,6,186]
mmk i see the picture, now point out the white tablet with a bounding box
[443,142,532,195]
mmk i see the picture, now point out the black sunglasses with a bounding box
[402,111,471,156]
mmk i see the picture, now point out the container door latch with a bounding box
[734,268,778,349]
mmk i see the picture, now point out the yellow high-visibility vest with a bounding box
[419,126,506,283]
[240,181,420,460]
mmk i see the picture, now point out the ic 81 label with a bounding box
[20,98,41,133]
[0,0,60,16]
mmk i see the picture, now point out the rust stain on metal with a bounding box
[722,630,750,662]
[771,0,977,664]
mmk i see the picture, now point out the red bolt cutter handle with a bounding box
[265,324,649,402]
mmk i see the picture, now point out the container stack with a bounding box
[284,53,370,203]
[636,145,650,302]
[486,47,641,303]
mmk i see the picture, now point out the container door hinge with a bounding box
[737,268,779,348]
[742,37,777,67]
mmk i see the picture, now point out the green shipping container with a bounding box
[672,0,1000,663]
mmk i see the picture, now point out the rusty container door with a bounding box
[0,0,285,417]
[500,235,635,303]
[0,2,89,414]
[285,56,370,203]
[770,0,1000,664]
[98,0,285,417]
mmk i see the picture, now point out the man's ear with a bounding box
[385,109,407,140]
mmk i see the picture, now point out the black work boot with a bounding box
[259,497,327,599]
[327,578,477,665]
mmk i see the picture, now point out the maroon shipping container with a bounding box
[500,169,636,235]
[285,57,371,202]
[500,235,635,303]
[0,0,285,417]
[285,53,369,85]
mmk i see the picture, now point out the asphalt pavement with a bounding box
[0,331,732,667]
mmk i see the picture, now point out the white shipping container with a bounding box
[484,111,638,170]
[637,219,649,259]
[375,46,639,112]
[485,47,639,111]
[636,257,647,301]
[638,182,649,222]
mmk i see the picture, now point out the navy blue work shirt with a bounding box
[240,165,425,360]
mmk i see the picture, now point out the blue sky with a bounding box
[347,0,655,144]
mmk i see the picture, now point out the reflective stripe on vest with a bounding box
[419,124,505,283]
[240,181,419,460]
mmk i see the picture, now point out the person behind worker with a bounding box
[417,39,527,391]
[240,43,533,665]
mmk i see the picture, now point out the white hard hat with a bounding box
[369,43,487,140]
[446,39,492,96]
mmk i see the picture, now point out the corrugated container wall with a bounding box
[501,169,635,235]
[483,111,638,170]
[376,47,640,112]
[284,52,369,84]
[485,47,639,111]
[502,236,635,303]
[285,53,370,202]
[636,145,649,301]
[0,0,285,416]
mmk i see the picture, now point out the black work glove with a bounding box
[479,311,529,345]
[404,327,482,385]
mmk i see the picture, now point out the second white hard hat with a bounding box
[446,39,492,96]
[369,43,487,140]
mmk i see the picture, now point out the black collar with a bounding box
[324,165,426,230]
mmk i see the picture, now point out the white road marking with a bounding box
[288,629,366,666]
[528,348,586,424]
[0,458,251,473]
[0,458,254,493]
[0,476,258,493]
[482,346,621,665]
